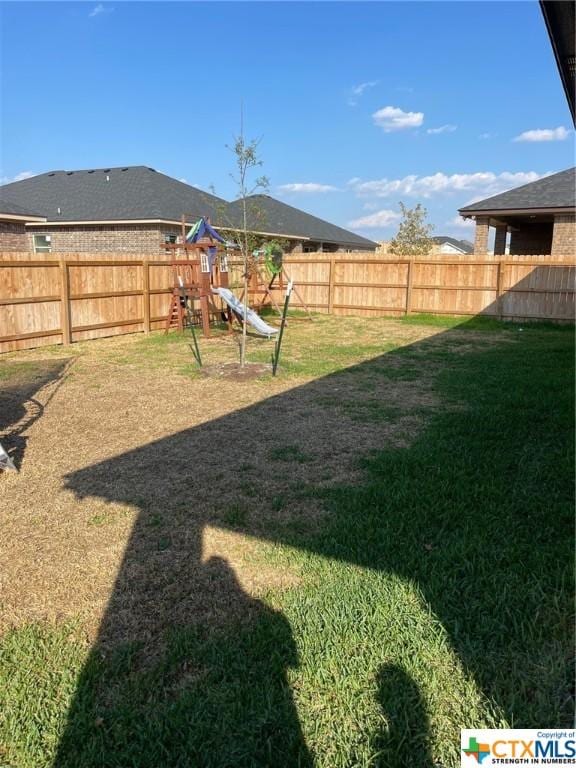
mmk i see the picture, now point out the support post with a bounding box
[272,281,293,376]
[405,259,414,315]
[60,260,71,345]
[474,216,490,256]
[142,259,151,333]
[328,256,336,314]
[496,260,506,320]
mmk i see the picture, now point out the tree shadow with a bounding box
[52,268,574,766]
[0,358,71,470]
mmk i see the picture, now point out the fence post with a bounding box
[328,256,336,314]
[142,259,151,333]
[496,260,505,320]
[59,259,71,345]
[405,259,414,315]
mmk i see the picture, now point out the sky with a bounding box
[1,1,574,242]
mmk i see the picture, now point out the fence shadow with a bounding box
[0,358,71,470]
[53,273,573,767]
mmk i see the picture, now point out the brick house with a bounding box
[0,200,46,250]
[459,168,576,256]
[0,166,376,254]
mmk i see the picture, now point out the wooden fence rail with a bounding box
[0,253,574,353]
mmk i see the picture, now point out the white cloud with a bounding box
[372,105,424,132]
[479,132,493,140]
[513,126,570,142]
[0,171,35,185]
[348,209,401,229]
[349,171,548,199]
[277,183,338,194]
[89,3,113,18]
[447,216,475,230]
[426,124,457,135]
[347,80,378,106]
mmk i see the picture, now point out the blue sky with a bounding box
[1,1,574,241]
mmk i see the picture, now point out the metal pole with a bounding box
[184,290,202,367]
[272,280,293,376]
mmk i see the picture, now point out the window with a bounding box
[33,234,52,253]
[164,233,177,245]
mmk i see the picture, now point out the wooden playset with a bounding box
[163,217,232,337]
[163,217,311,337]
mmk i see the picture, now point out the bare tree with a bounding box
[227,115,269,367]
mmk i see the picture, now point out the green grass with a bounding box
[0,319,573,768]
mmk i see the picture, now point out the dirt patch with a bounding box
[201,362,272,381]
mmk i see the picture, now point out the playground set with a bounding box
[164,217,310,341]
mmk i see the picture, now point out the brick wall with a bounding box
[551,213,576,257]
[25,223,182,254]
[473,217,490,255]
[0,221,29,251]
[509,223,553,255]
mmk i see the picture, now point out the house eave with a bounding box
[459,206,576,219]
[24,219,311,242]
[1,213,47,223]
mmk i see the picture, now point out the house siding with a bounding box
[24,224,182,254]
[0,221,29,251]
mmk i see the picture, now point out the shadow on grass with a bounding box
[53,277,574,766]
[0,358,71,470]
[375,664,436,768]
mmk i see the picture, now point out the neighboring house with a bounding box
[226,195,376,253]
[0,166,376,254]
[459,168,576,256]
[0,200,46,250]
[431,236,474,255]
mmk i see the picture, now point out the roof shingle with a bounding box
[0,166,377,249]
[225,195,377,248]
[459,168,576,214]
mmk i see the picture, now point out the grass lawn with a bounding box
[0,314,573,767]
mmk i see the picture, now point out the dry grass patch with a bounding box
[0,315,506,644]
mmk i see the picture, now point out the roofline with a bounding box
[25,218,197,228]
[213,225,308,242]
[23,218,374,245]
[459,206,575,218]
[23,218,316,242]
[540,1,576,124]
[0,212,47,223]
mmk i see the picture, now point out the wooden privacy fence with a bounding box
[0,253,574,353]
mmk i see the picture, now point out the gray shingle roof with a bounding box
[225,195,378,248]
[432,236,473,253]
[0,166,377,249]
[0,166,228,223]
[0,198,45,218]
[459,168,576,213]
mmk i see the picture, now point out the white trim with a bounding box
[23,219,310,241]
[460,206,575,219]
[213,225,308,241]
[0,213,46,223]
[25,218,189,227]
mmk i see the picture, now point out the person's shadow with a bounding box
[54,542,313,767]
[374,664,436,768]
[53,284,574,765]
